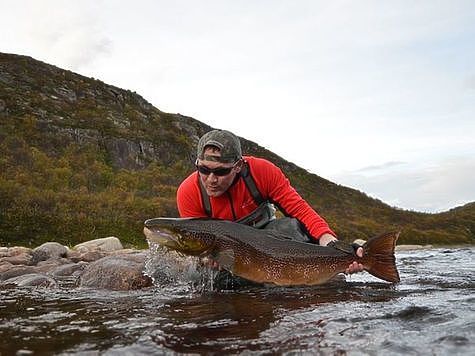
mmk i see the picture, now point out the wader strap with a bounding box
[240,162,264,205]
[235,202,276,228]
[198,176,212,217]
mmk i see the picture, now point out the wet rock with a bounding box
[80,253,152,290]
[73,237,123,253]
[396,244,433,251]
[2,253,32,265]
[67,249,106,263]
[2,273,58,288]
[52,262,88,277]
[31,242,69,265]
[109,248,141,255]
[8,246,33,256]
[0,262,14,273]
[35,258,71,273]
[79,250,107,262]
[0,247,9,258]
[0,265,37,281]
[66,250,81,262]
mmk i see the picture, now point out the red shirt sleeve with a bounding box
[176,172,207,218]
[249,157,336,241]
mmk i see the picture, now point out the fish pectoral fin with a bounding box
[215,249,235,271]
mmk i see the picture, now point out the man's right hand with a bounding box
[200,257,221,270]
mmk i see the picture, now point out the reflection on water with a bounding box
[0,247,473,355]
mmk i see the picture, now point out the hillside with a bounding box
[0,52,473,247]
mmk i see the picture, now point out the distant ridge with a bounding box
[0,52,473,246]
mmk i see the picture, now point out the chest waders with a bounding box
[198,162,311,243]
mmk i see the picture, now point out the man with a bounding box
[177,129,363,275]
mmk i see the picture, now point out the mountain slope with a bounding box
[0,52,473,247]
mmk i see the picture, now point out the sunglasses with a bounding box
[195,162,238,176]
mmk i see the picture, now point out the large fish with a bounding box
[143,218,400,286]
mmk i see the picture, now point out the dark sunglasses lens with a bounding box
[213,167,233,176]
[196,165,233,176]
[196,165,211,175]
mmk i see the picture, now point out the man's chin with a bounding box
[206,188,224,197]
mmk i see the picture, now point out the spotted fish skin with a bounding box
[143,218,400,286]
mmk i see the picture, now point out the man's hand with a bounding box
[199,256,220,270]
[319,233,364,275]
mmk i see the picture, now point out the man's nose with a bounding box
[207,173,218,181]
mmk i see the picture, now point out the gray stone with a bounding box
[35,258,70,273]
[52,262,88,277]
[0,262,14,273]
[8,246,33,256]
[79,250,107,262]
[2,253,32,265]
[396,244,433,251]
[73,237,123,253]
[0,247,8,258]
[2,273,58,288]
[80,253,152,290]
[0,265,37,281]
[31,242,69,265]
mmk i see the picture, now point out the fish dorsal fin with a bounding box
[215,249,235,271]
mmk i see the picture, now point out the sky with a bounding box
[1,0,474,213]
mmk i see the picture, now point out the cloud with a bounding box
[1,0,112,71]
[356,161,406,173]
[333,156,475,212]
[466,74,475,90]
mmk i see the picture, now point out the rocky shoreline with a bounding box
[0,237,152,290]
[0,239,439,291]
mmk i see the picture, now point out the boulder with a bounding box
[0,262,14,273]
[2,273,58,288]
[8,246,33,256]
[0,265,37,281]
[2,253,32,265]
[35,258,71,273]
[396,244,433,251]
[52,262,88,277]
[80,252,152,290]
[31,242,69,265]
[73,237,123,253]
[0,247,9,258]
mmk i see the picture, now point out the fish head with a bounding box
[143,218,216,256]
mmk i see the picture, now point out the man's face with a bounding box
[197,147,242,197]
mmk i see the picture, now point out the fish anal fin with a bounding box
[215,249,235,271]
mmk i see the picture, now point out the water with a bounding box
[1,247,473,355]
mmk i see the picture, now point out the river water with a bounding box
[1,247,473,355]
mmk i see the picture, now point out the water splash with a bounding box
[144,241,218,292]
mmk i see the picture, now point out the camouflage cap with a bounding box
[197,129,242,163]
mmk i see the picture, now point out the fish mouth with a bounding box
[143,226,180,249]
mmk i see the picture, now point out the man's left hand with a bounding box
[319,233,364,275]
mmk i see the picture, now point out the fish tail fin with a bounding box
[362,231,400,283]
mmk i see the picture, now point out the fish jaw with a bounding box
[143,226,213,256]
[143,227,180,248]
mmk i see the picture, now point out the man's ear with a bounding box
[234,160,244,173]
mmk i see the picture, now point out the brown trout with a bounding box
[143,218,400,286]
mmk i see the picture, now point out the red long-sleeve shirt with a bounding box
[176,156,336,241]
